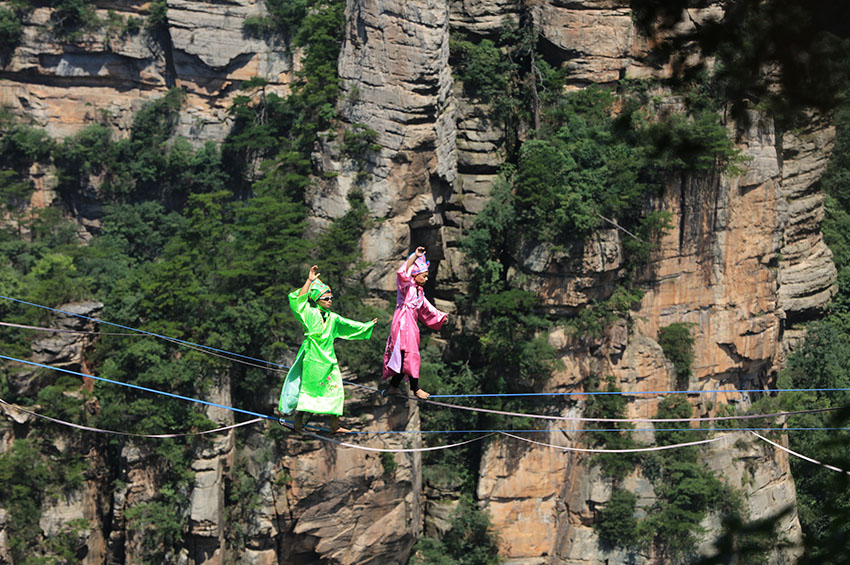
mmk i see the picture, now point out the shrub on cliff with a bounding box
[657,322,695,388]
[0,4,25,57]
[595,488,648,551]
[50,0,100,39]
[585,375,641,482]
[411,497,501,565]
[0,110,54,212]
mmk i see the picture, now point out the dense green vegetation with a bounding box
[411,498,501,565]
[0,0,147,52]
[0,1,360,560]
[0,0,27,56]
[2,0,850,562]
[657,322,695,389]
[586,377,753,560]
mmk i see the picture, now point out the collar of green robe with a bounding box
[308,278,332,303]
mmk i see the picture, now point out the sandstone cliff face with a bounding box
[1,1,292,142]
[442,4,832,563]
[477,108,832,563]
[329,0,457,293]
[0,1,840,564]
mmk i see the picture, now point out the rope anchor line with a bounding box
[1,353,842,427]
[7,294,850,398]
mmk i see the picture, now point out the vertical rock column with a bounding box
[187,374,235,565]
[0,509,10,565]
[778,113,838,327]
[334,0,456,290]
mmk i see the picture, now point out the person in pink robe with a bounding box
[382,246,448,399]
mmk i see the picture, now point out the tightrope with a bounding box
[499,432,725,453]
[8,295,850,398]
[415,395,843,424]
[300,429,495,453]
[750,431,850,475]
[0,398,262,438]
[7,394,847,464]
[3,357,850,459]
[427,388,850,397]
[0,354,279,423]
[3,353,842,426]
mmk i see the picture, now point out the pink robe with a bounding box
[382,260,448,381]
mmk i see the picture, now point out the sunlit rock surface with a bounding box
[0,1,838,563]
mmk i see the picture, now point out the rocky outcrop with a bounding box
[186,380,235,565]
[0,509,11,565]
[38,474,109,565]
[0,1,292,143]
[698,432,803,562]
[474,105,823,562]
[263,382,424,565]
[0,302,108,564]
[7,301,102,397]
[449,0,520,36]
[778,114,838,321]
[466,10,834,563]
[536,2,635,86]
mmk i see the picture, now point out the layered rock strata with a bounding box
[330,0,457,292]
[0,1,292,143]
[0,1,841,564]
[472,105,833,564]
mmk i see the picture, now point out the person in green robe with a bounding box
[279,265,377,433]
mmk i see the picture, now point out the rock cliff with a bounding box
[0,1,839,564]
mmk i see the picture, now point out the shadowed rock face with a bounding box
[0,1,839,564]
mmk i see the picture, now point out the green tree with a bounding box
[585,376,641,482]
[411,497,501,565]
[596,489,646,551]
[657,322,695,388]
[644,396,732,560]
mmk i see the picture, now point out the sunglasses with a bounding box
[319,295,334,301]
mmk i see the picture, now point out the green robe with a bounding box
[279,290,374,416]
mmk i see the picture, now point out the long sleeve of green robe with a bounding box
[278,290,374,416]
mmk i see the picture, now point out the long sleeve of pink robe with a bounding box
[382,260,448,382]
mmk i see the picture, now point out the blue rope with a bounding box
[0,354,280,423]
[0,294,290,370]
[6,295,850,399]
[342,427,850,434]
[2,354,849,437]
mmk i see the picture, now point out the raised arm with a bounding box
[299,265,321,296]
[290,265,322,327]
[398,247,426,286]
[402,247,425,275]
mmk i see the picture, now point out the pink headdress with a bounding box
[410,253,430,277]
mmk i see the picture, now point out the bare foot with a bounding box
[387,386,404,397]
[414,389,430,400]
[329,416,351,434]
[293,412,304,433]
